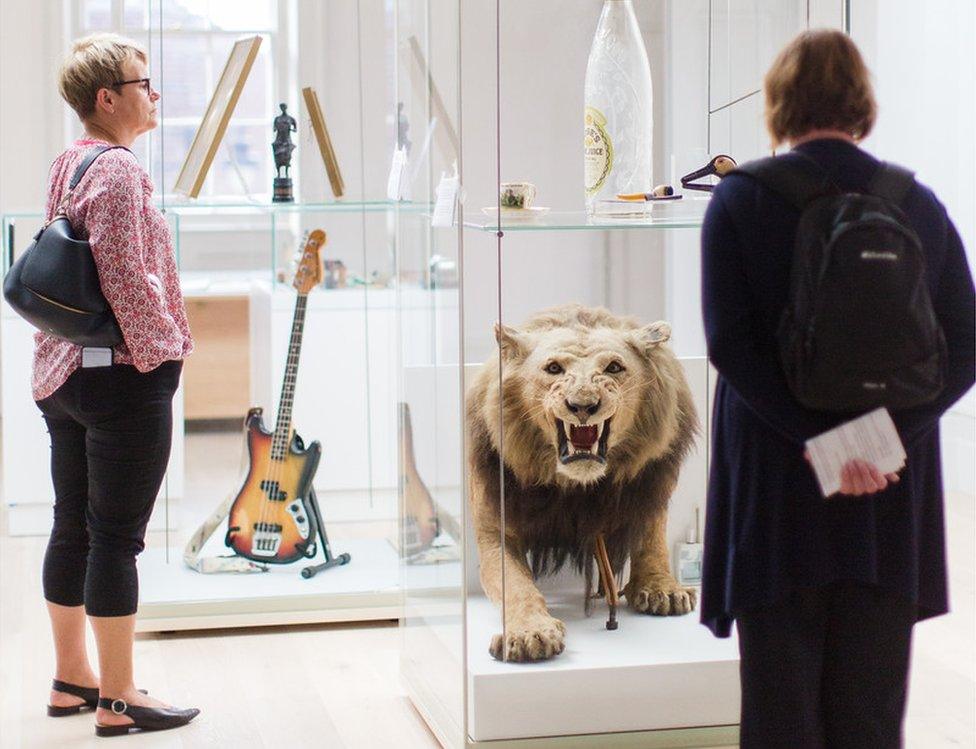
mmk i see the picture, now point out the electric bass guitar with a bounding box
[225,230,326,564]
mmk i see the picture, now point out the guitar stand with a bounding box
[300,488,352,579]
[594,534,619,630]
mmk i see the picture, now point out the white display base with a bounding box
[136,536,447,632]
[463,592,739,745]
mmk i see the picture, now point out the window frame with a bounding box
[67,0,294,204]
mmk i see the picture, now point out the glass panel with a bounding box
[159,0,209,31]
[708,0,808,112]
[463,210,705,232]
[83,0,113,30]
[155,121,199,195]
[224,35,271,119]
[211,123,271,196]
[396,0,465,747]
[209,0,276,31]
[159,36,211,118]
[124,0,148,29]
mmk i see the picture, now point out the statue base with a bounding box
[272,177,294,203]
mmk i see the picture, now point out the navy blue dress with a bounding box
[700,138,976,638]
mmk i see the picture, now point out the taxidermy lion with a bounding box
[467,304,699,662]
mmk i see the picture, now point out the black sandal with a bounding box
[48,681,150,717]
[47,680,99,716]
[94,697,200,737]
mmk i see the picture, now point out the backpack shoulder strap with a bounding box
[732,151,839,209]
[866,162,916,206]
[68,145,131,189]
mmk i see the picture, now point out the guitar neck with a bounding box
[272,294,308,460]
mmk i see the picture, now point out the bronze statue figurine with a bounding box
[272,102,297,202]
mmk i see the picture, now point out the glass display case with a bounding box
[0,0,440,632]
[395,1,849,747]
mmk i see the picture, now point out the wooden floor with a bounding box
[0,430,973,748]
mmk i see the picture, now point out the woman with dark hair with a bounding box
[700,29,974,748]
[40,33,198,737]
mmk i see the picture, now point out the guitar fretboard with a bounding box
[271,294,308,461]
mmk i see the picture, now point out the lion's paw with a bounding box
[626,576,698,616]
[488,616,566,662]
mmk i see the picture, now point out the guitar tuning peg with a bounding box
[293,232,311,263]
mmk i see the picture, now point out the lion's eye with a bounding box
[604,361,625,374]
[544,362,564,375]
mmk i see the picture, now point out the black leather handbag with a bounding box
[3,146,127,347]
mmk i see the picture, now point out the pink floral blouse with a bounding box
[32,138,193,400]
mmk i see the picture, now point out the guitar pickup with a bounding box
[259,479,287,502]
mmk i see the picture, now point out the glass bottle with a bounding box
[584,0,654,213]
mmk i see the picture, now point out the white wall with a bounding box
[852,0,976,492]
[0,1,66,215]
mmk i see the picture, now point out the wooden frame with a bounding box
[302,87,345,199]
[173,35,263,198]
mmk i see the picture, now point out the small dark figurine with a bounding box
[272,103,297,202]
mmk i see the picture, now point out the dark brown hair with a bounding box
[764,29,877,147]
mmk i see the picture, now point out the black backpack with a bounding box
[735,152,946,412]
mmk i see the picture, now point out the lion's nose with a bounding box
[565,399,600,417]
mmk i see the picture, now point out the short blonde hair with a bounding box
[764,29,877,148]
[58,33,147,120]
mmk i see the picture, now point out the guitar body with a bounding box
[226,408,321,564]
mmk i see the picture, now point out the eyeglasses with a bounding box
[112,78,152,94]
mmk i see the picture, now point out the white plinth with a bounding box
[136,537,438,632]
[465,593,740,743]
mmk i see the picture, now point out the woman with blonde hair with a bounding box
[700,29,974,748]
[38,33,198,736]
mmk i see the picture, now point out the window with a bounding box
[73,0,281,201]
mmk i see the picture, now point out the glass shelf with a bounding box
[461,207,705,233]
[162,199,430,214]
[1,201,429,218]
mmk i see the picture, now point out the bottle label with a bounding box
[584,106,613,196]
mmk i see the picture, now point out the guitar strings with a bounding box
[262,244,310,554]
[258,263,303,555]
[255,232,314,558]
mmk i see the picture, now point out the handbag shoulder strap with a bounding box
[69,145,130,188]
[54,145,131,216]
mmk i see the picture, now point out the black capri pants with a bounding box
[36,360,182,617]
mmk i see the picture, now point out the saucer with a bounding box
[481,206,550,222]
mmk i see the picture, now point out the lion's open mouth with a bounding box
[556,418,610,464]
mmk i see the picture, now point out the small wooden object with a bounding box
[302,87,345,199]
[594,534,619,630]
[400,402,439,555]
